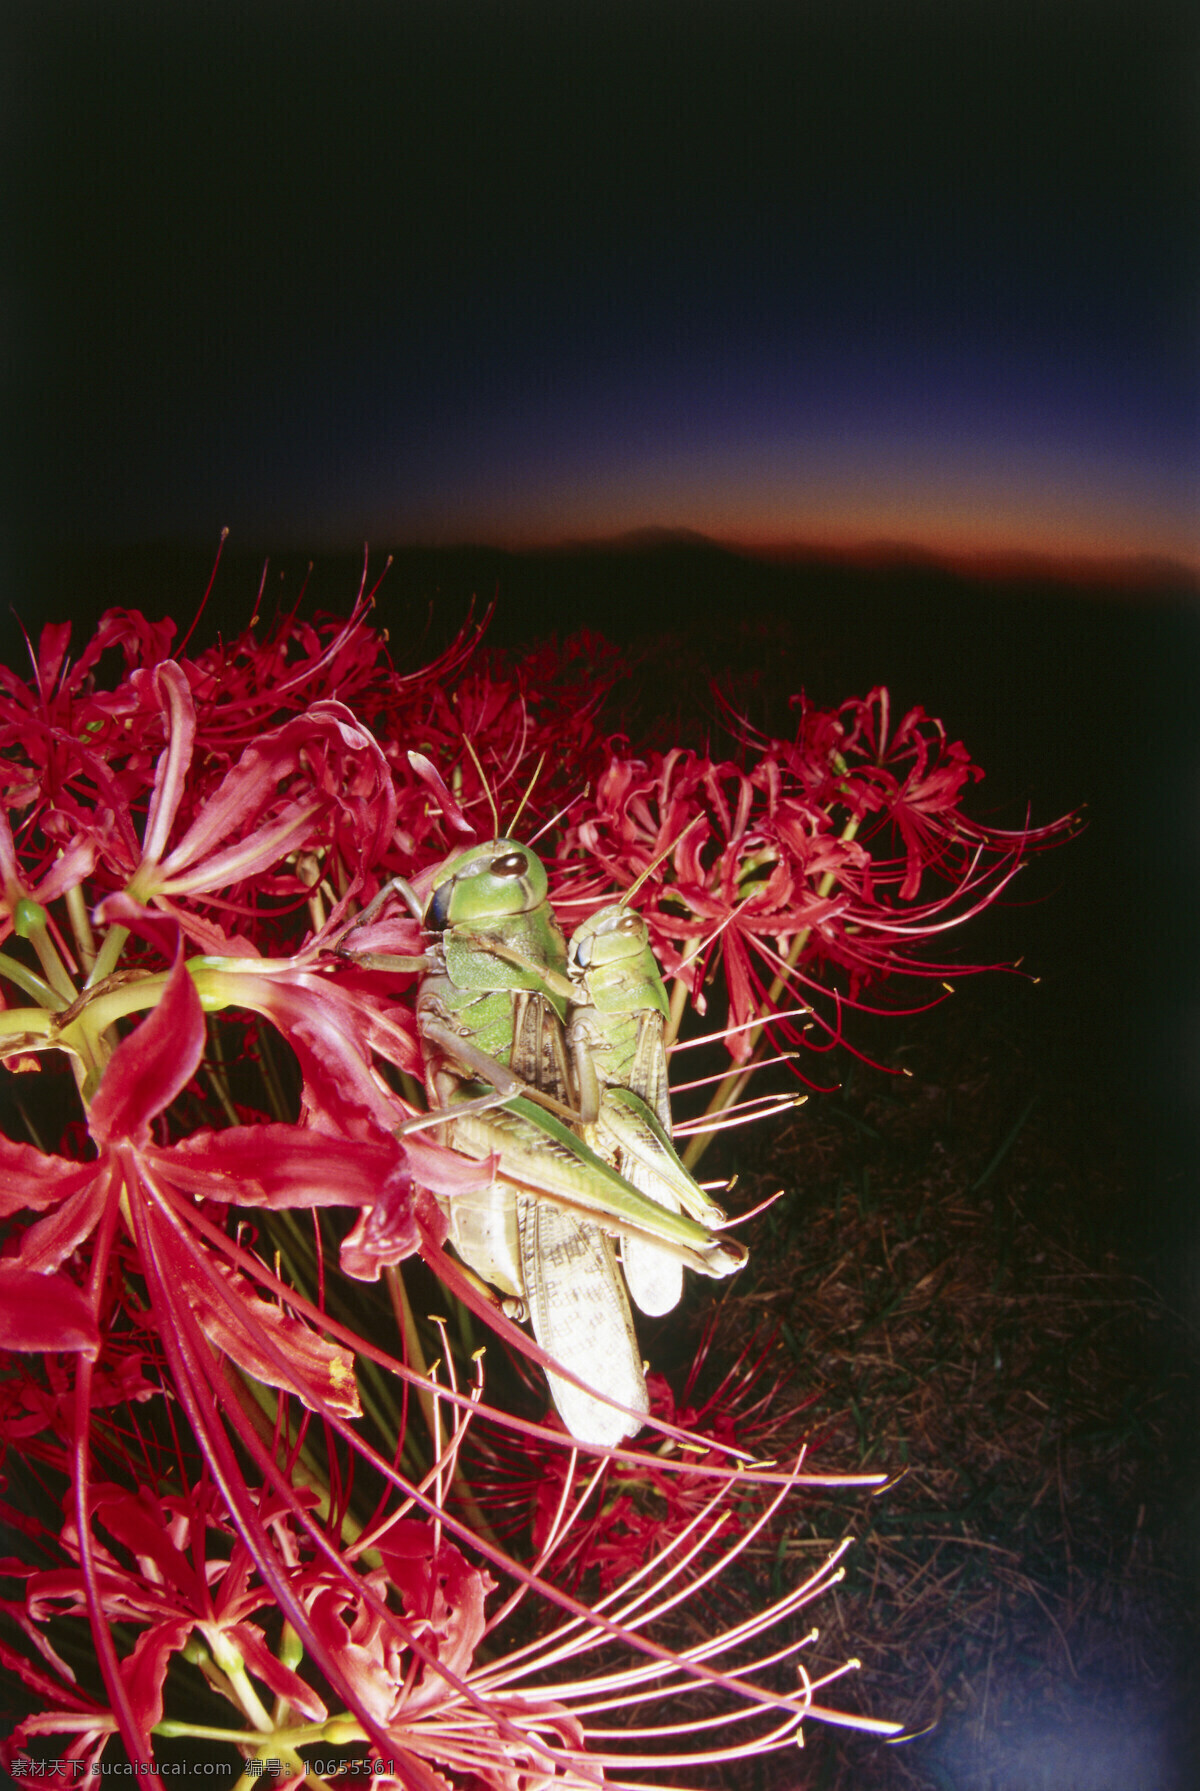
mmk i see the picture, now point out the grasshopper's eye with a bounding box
[426,881,454,930]
[490,852,527,878]
[597,909,641,941]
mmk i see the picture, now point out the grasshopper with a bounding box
[388,838,743,1448]
[566,903,731,1316]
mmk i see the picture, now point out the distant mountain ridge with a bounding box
[506,526,1199,595]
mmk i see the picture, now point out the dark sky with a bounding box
[4,1,1197,577]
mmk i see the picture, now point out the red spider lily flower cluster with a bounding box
[0,578,1069,1781]
[558,691,1072,1075]
[455,1323,819,1600]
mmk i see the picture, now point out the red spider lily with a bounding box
[0,588,1066,1779]
[555,696,1075,1114]
[17,1475,330,1742]
[456,1324,820,1602]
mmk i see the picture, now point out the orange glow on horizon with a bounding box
[389,518,1200,594]
[367,461,1198,590]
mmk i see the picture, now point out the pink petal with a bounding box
[91,1489,208,1612]
[119,1618,192,1736]
[140,661,197,869]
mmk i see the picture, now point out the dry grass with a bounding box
[681,978,1200,1790]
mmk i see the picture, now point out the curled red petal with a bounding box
[381,1520,495,1692]
[338,1145,460,1280]
[90,893,185,966]
[118,1619,192,1738]
[140,661,197,869]
[338,1171,421,1281]
[170,1244,362,1420]
[88,944,205,1148]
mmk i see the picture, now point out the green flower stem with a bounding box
[0,951,65,1008]
[87,920,130,986]
[1,956,304,1092]
[0,1002,56,1040]
[153,1720,266,1742]
[681,812,861,1171]
[25,959,265,1068]
[46,970,173,1091]
[13,904,77,1004]
[64,878,97,975]
[66,971,172,1036]
[206,1627,276,1733]
[155,1713,366,1756]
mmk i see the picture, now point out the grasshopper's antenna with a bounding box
[462,735,500,841]
[503,751,546,841]
[527,782,590,850]
[618,816,704,910]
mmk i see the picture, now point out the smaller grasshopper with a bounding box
[567,903,730,1315]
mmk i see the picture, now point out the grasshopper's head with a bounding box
[425,839,550,932]
[569,903,651,972]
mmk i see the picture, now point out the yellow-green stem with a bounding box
[18,912,77,1005]
[64,879,97,975]
[88,920,130,987]
[206,1627,276,1732]
[0,951,64,1009]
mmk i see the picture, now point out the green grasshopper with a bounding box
[373,838,744,1448]
[566,903,730,1316]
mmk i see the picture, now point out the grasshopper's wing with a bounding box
[619,1009,686,1315]
[628,1008,674,1134]
[510,992,650,1444]
[511,988,575,1102]
[601,1087,728,1227]
[517,1193,648,1447]
[599,1083,735,1317]
[444,1177,524,1301]
[615,1154,685,1318]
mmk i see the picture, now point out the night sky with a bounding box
[3,4,1198,1298]
[4,1,1197,576]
